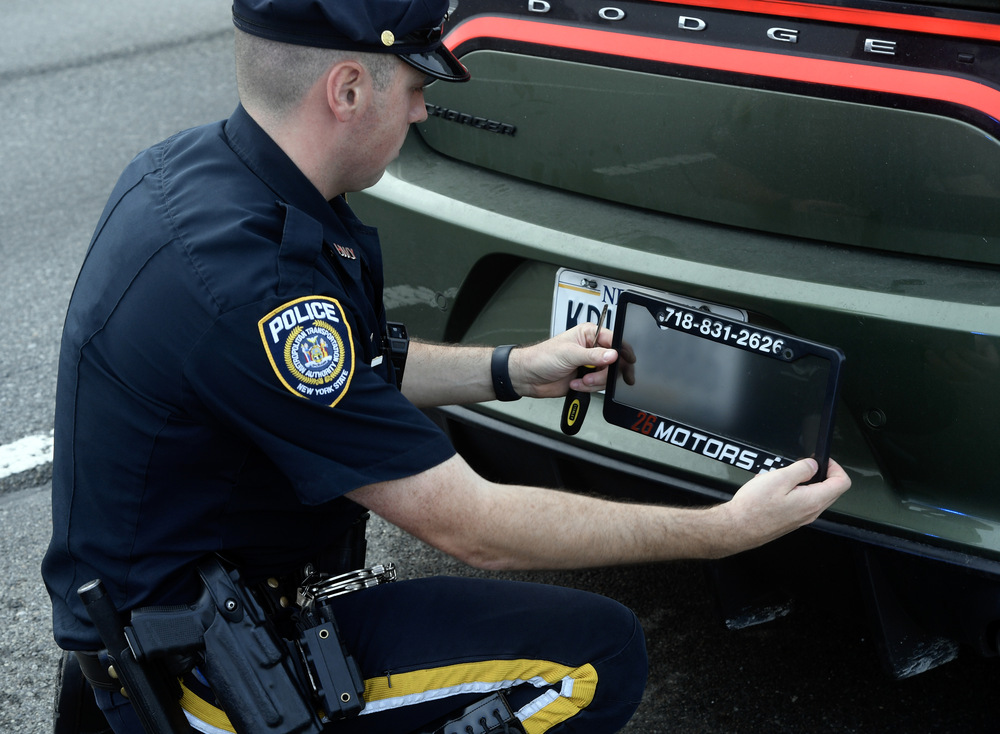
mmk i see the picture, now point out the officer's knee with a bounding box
[583,599,649,731]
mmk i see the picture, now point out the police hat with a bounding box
[232,0,470,82]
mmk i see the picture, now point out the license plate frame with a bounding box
[603,290,844,480]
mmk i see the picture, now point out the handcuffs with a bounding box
[296,562,397,610]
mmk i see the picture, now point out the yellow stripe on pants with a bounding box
[362,659,599,734]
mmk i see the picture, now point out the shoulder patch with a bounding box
[258,296,355,406]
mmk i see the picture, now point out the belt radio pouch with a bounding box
[82,556,366,734]
[383,321,409,390]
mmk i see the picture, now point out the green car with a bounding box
[351,0,1000,677]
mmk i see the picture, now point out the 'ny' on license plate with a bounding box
[550,268,747,338]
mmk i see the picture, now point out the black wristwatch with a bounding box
[491,344,521,402]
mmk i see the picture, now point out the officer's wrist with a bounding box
[491,345,521,402]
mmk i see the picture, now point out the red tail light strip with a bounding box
[647,0,1000,42]
[446,17,1000,123]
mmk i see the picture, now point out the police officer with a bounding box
[43,1,851,732]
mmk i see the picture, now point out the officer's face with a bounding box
[353,61,428,191]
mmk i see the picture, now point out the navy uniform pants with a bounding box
[95,576,648,733]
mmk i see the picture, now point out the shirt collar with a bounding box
[222,104,380,258]
[223,104,331,217]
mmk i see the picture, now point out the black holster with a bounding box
[79,556,366,734]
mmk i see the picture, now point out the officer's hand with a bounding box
[716,458,851,554]
[511,324,617,399]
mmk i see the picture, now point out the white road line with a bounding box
[0,432,54,480]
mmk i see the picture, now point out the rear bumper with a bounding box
[429,403,1000,676]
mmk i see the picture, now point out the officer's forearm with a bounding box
[350,455,746,569]
[350,454,847,571]
[468,458,845,569]
[436,482,740,570]
[400,341,496,407]
[399,329,610,407]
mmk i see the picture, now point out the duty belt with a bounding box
[74,649,120,691]
[74,562,396,696]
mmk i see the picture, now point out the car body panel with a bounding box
[350,0,1000,674]
[422,51,1000,264]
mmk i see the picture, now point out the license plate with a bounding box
[550,268,747,338]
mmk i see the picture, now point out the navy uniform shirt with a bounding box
[43,105,456,650]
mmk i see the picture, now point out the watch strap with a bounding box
[491,344,521,402]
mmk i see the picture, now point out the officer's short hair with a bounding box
[232,0,468,84]
[234,28,397,120]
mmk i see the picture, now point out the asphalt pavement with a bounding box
[2,1,1000,733]
[0,0,238,448]
[5,480,1000,732]
[1,485,56,733]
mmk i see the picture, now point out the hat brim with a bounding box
[401,46,470,82]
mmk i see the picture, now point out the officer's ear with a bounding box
[326,61,367,121]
